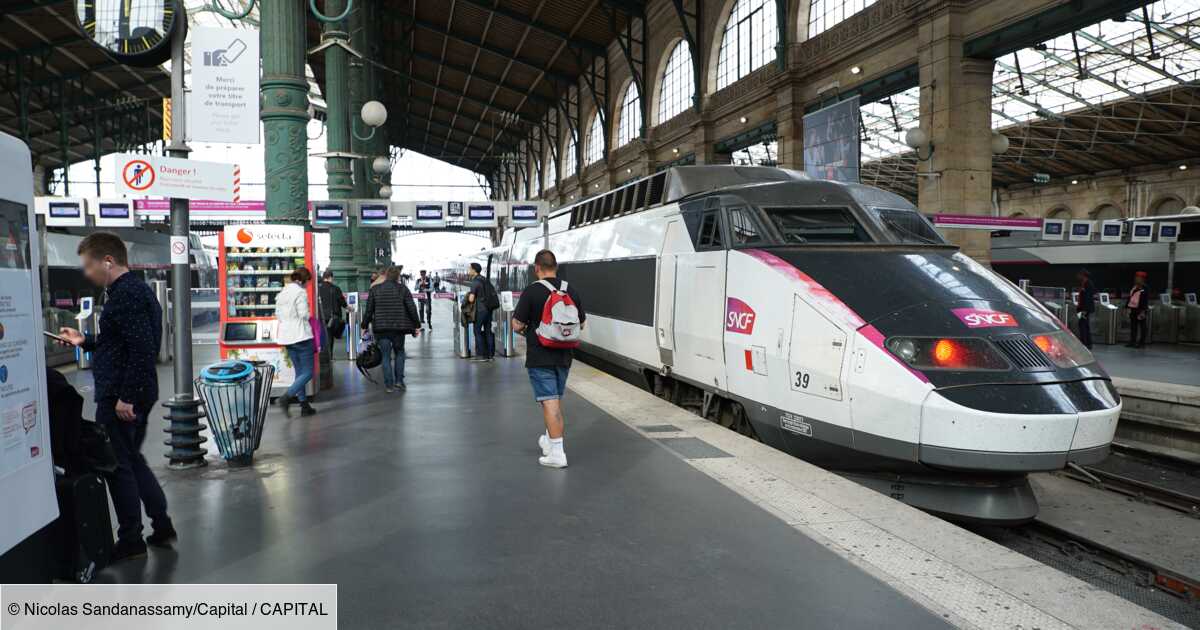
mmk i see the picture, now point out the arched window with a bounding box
[1151,196,1185,216]
[1090,204,1122,221]
[585,113,605,165]
[658,41,695,124]
[716,0,778,90]
[544,151,556,189]
[1046,207,1071,220]
[808,0,879,38]
[616,83,641,148]
[562,134,577,178]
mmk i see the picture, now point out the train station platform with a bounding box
[1092,344,1200,465]
[58,332,1180,629]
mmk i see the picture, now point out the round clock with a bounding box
[75,0,183,67]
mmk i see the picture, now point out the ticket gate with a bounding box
[1182,293,1200,343]
[1091,294,1120,345]
[1151,295,1184,344]
[452,292,475,358]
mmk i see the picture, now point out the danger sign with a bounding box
[114,153,237,202]
[122,159,155,191]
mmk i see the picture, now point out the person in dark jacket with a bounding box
[466,262,497,362]
[318,270,348,350]
[362,265,421,392]
[1075,269,1096,349]
[57,232,175,563]
[416,269,434,330]
[1126,271,1150,348]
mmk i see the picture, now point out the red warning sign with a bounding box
[122,159,155,191]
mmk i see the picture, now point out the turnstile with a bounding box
[1151,297,1185,344]
[1091,294,1120,345]
[1182,293,1200,343]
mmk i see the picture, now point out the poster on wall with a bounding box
[803,96,861,183]
[189,26,261,144]
[0,159,57,555]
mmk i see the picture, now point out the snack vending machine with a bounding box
[217,224,319,398]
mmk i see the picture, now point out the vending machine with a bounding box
[217,224,319,398]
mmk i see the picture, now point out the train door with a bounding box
[656,220,684,367]
[787,296,847,402]
[672,204,728,390]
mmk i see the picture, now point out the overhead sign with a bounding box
[414,202,446,227]
[223,223,305,247]
[1100,220,1123,242]
[311,200,348,228]
[1040,218,1066,241]
[1068,220,1094,242]
[1158,222,1180,243]
[931,213,1041,232]
[189,26,260,144]
[114,153,237,202]
[510,202,544,228]
[1130,221,1154,243]
[465,202,499,228]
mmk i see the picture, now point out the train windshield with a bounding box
[869,207,945,245]
[761,207,870,244]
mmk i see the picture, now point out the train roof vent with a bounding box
[992,335,1053,371]
[663,166,808,203]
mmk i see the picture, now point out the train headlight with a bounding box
[885,337,1010,371]
[1031,331,1094,368]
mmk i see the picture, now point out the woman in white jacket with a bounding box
[275,266,316,416]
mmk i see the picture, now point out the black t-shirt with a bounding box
[513,277,586,368]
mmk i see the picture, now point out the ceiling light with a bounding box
[850,65,862,75]
[626,168,631,173]
[1071,179,1078,185]
[593,183,599,188]
[672,147,679,154]
[739,116,748,124]
[1180,164,1189,171]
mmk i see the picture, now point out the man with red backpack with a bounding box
[511,249,586,468]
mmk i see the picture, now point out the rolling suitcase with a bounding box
[54,473,113,583]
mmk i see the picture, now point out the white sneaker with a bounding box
[538,433,550,456]
[538,451,568,468]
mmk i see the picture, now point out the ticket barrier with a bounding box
[1182,294,1200,343]
[345,293,361,361]
[1151,295,1184,344]
[497,291,518,358]
[151,280,172,363]
[75,297,96,369]
[452,292,476,358]
[1091,294,1120,345]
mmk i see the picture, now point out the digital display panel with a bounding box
[512,205,538,221]
[99,203,130,218]
[1160,225,1178,238]
[468,205,495,221]
[315,206,344,219]
[1070,223,1090,236]
[223,322,258,342]
[1044,222,1062,235]
[1134,224,1152,237]
[360,205,389,221]
[49,202,81,218]
[1102,224,1121,237]
[416,205,443,220]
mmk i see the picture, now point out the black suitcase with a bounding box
[53,473,113,583]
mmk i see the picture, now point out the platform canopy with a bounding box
[0,0,169,174]
[306,0,637,177]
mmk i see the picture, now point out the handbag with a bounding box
[78,421,118,477]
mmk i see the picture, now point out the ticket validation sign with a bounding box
[115,154,237,202]
[190,26,260,144]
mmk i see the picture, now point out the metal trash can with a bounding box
[195,360,275,466]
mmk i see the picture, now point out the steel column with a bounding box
[261,0,311,223]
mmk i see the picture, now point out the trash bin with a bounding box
[195,360,275,466]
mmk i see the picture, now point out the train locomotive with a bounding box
[480,165,1120,523]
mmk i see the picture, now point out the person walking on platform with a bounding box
[1126,271,1151,348]
[276,267,317,417]
[416,269,434,330]
[1075,268,1096,349]
[56,232,176,563]
[466,262,499,362]
[362,266,421,392]
[318,269,348,351]
[512,250,586,468]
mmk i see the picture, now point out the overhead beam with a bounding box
[411,18,576,84]
[408,49,555,106]
[454,0,608,55]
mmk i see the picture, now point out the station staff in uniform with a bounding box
[57,232,176,563]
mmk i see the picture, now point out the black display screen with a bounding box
[314,204,345,221]
[512,205,537,221]
[1134,224,1152,237]
[1044,223,1063,235]
[1102,224,1121,236]
[1071,223,1090,236]
[99,203,130,218]
[1160,225,1178,238]
[468,206,495,221]
[416,205,443,220]
[49,202,81,218]
[360,205,389,221]
[223,322,258,342]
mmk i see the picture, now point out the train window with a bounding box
[762,207,869,244]
[696,210,726,249]
[870,207,944,245]
[727,206,765,246]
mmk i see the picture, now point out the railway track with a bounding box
[1059,464,1200,517]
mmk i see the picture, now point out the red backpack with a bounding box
[535,280,581,349]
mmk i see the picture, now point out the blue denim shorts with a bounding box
[528,366,569,402]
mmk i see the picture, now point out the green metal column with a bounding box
[322,0,357,290]
[348,0,373,289]
[261,0,311,223]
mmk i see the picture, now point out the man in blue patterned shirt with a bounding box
[59,232,176,563]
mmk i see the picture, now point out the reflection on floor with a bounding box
[1092,342,1200,387]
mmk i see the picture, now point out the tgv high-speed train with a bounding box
[477,166,1120,523]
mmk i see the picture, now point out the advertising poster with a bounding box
[803,96,861,183]
[0,191,56,555]
[189,26,261,144]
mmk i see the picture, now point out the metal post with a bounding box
[261,0,311,223]
[1167,241,1176,300]
[326,0,356,290]
[162,19,208,469]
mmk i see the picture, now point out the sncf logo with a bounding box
[726,297,756,334]
[953,308,1018,328]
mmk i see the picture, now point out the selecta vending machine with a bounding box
[217,224,319,398]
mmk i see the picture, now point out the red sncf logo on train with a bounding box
[726,297,756,334]
[952,308,1018,328]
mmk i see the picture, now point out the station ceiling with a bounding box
[0,0,168,170]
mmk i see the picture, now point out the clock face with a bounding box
[75,0,179,65]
